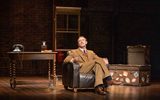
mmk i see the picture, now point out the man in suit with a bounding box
[64,36,121,95]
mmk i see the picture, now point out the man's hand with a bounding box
[103,58,109,64]
[70,56,79,63]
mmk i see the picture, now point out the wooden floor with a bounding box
[0,76,160,100]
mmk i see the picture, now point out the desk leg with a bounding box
[53,54,57,88]
[10,60,16,89]
[48,60,53,88]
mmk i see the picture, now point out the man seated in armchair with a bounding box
[63,36,122,95]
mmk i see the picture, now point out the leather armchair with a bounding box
[62,62,95,92]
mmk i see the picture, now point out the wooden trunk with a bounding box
[109,64,151,86]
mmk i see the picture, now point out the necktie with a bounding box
[83,49,87,54]
[83,49,88,58]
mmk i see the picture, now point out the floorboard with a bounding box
[0,76,160,100]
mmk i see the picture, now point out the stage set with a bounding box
[0,45,159,100]
[0,0,160,100]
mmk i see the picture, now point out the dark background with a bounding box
[0,0,159,80]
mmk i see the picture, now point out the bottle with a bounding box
[41,41,47,52]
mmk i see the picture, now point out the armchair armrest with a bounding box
[62,62,80,88]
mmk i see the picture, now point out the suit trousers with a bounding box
[80,59,110,87]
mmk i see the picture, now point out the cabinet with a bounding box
[55,6,81,51]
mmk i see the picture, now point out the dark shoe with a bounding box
[107,80,122,85]
[95,85,107,95]
[103,87,110,94]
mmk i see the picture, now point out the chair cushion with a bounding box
[79,73,95,88]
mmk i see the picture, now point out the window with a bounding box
[55,6,81,51]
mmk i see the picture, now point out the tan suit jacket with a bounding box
[64,48,102,66]
[64,48,110,86]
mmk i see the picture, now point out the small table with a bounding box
[8,52,57,89]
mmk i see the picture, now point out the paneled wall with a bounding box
[55,0,160,79]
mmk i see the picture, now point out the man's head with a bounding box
[77,36,88,48]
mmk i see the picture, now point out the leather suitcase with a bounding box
[109,64,151,86]
[127,45,150,65]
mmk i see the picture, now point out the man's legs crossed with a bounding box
[80,61,107,95]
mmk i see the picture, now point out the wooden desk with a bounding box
[8,52,57,89]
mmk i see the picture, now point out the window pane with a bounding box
[56,14,67,31]
[56,33,79,49]
[68,15,78,31]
